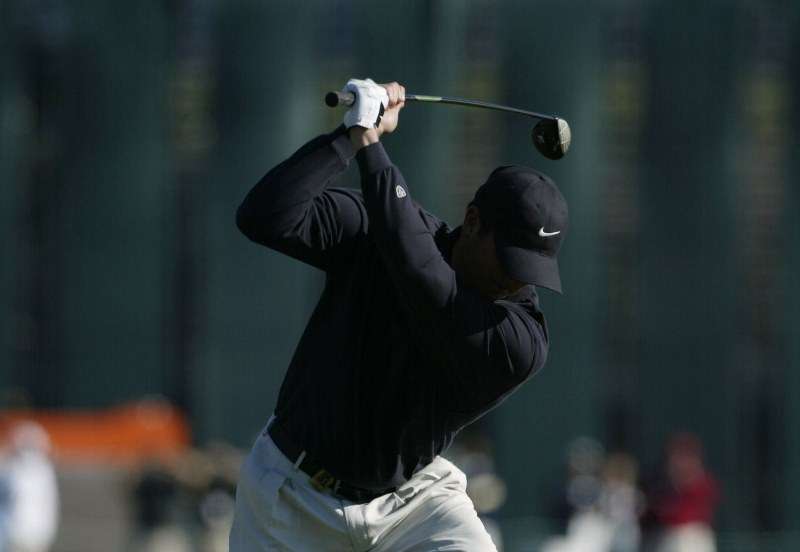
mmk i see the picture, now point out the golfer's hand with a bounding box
[376,82,405,135]
[350,81,405,149]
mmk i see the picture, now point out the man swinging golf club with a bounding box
[230,78,569,551]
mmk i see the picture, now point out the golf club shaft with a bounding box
[325,90,556,122]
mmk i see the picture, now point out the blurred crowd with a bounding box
[542,433,720,552]
[0,421,59,552]
[129,443,241,552]
[0,415,719,552]
[0,411,242,552]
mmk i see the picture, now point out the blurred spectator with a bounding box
[542,439,643,552]
[135,462,178,531]
[542,437,610,552]
[197,476,236,552]
[447,427,508,551]
[563,437,606,516]
[597,453,643,552]
[131,459,190,552]
[130,442,241,552]
[3,422,59,552]
[0,444,11,552]
[644,433,720,552]
[176,443,239,552]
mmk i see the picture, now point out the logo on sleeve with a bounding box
[538,227,561,237]
[395,185,407,199]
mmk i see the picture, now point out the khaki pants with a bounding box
[229,422,496,552]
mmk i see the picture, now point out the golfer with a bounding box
[230,78,569,551]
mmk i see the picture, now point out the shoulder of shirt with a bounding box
[326,187,450,233]
[497,291,549,345]
[496,287,547,335]
[498,286,541,312]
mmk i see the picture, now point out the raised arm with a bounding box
[348,83,549,415]
[355,140,548,411]
[236,125,366,270]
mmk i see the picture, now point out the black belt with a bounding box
[266,421,395,504]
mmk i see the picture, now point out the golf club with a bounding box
[325,90,571,160]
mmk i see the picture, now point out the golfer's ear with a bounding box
[463,205,480,237]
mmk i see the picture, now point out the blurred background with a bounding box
[1,0,798,550]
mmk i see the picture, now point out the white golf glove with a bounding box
[343,78,389,129]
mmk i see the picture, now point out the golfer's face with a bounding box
[471,233,526,300]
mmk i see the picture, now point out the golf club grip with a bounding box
[324,90,554,122]
[325,91,355,108]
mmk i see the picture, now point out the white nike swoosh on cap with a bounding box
[539,227,561,237]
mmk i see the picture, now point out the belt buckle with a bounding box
[310,469,337,494]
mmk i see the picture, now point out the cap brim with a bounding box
[497,244,562,294]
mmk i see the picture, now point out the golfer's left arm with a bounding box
[351,87,548,409]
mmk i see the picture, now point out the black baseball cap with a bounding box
[471,166,569,293]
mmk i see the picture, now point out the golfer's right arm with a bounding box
[236,126,366,270]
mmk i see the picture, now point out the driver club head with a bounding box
[532,118,571,160]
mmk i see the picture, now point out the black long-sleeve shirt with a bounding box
[236,125,550,491]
